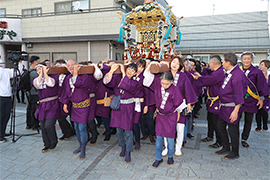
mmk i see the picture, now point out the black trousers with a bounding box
[207,112,221,144]
[16,90,25,103]
[256,108,268,130]
[133,123,140,142]
[0,96,12,138]
[26,94,39,128]
[140,111,155,136]
[95,116,111,135]
[87,120,98,140]
[40,118,57,148]
[217,119,239,155]
[241,112,254,141]
[58,115,74,137]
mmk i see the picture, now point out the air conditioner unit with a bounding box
[115,0,126,3]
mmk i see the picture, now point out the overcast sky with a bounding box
[166,0,269,18]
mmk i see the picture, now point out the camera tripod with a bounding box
[9,61,39,143]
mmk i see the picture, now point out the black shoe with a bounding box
[49,143,57,151]
[209,142,222,149]
[26,125,32,129]
[4,133,12,138]
[167,157,174,165]
[200,137,213,142]
[241,140,249,148]
[111,128,116,135]
[89,137,97,145]
[152,159,163,168]
[32,125,41,131]
[224,152,239,160]
[215,148,231,155]
[103,135,111,142]
[182,140,187,148]
[194,115,199,119]
[141,135,148,140]
[255,128,261,132]
[187,133,195,140]
[41,147,49,153]
[59,135,69,141]
[149,135,156,143]
[0,137,7,143]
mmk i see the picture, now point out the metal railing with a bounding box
[1,6,126,19]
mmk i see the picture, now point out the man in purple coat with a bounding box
[61,59,91,160]
[193,55,225,149]
[239,52,268,148]
[215,52,247,160]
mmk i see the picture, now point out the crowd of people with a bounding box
[0,51,269,168]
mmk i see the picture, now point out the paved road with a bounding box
[0,103,269,180]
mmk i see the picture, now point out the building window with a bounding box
[52,52,77,62]
[116,53,122,60]
[55,0,89,14]
[193,55,210,63]
[0,8,6,17]
[121,4,132,12]
[22,8,42,17]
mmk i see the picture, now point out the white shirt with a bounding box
[0,67,14,97]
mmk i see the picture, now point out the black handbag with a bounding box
[110,90,124,110]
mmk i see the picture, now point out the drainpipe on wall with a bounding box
[109,41,113,59]
[0,43,5,67]
[88,41,91,62]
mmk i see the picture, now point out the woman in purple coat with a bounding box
[103,63,138,163]
[33,63,60,153]
[256,60,270,131]
[144,65,185,168]
[162,56,197,157]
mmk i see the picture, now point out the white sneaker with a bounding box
[162,148,168,157]
[175,149,182,156]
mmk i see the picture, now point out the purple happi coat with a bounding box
[34,74,60,121]
[88,74,98,121]
[60,74,91,124]
[185,70,202,97]
[143,71,184,138]
[196,66,225,115]
[58,74,71,116]
[262,75,270,112]
[103,74,138,131]
[218,65,247,124]
[173,71,197,124]
[201,68,212,76]
[95,65,114,118]
[241,65,269,113]
[144,86,156,112]
[133,72,145,124]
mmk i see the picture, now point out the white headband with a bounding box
[35,64,46,69]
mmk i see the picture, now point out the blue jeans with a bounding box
[74,122,88,143]
[156,135,174,160]
[184,112,193,141]
[117,128,133,152]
